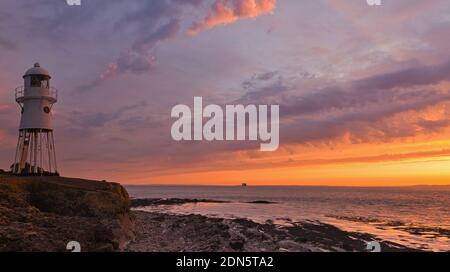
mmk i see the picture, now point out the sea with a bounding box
[126,185,450,251]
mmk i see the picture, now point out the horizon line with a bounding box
[123,183,450,188]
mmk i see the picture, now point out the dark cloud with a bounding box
[132,19,180,52]
[147,61,450,167]
[0,37,15,50]
[282,61,450,117]
[90,18,180,87]
[277,61,450,145]
[168,61,450,164]
[0,8,16,50]
[281,93,450,145]
[239,71,288,103]
[416,119,450,133]
[79,1,186,90]
[117,116,165,130]
[0,0,185,91]
[171,0,204,6]
[23,0,123,40]
[68,101,148,130]
[242,71,280,90]
[2,0,450,179]
[352,61,450,92]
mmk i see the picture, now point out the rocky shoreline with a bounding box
[0,176,425,252]
[130,198,229,207]
[126,210,419,252]
[0,175,134,252]
[130,198,277,207]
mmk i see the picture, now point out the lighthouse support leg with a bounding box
[18,131,29,174]
[13,131,21,173]
[13,129,58,176]
[50,131,58,174]
[47,131,52,173]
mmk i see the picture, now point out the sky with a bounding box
[1,0,450,186]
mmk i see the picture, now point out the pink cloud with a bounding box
[189,0,276,35]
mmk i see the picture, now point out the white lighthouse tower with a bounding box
[12,63,59,176]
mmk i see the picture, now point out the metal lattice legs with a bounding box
[13,129,58,176]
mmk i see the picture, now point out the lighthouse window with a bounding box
[30,75,50,88]
[41,79,49,88]
[43,106,50,114]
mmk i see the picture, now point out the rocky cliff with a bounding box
[0,174,134,252]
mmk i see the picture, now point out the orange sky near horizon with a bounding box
[55,100,450,186]
[2,1,450,187]
[81,129,450,186]
[122,157,450,187]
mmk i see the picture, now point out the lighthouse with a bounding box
[12,63,59,176]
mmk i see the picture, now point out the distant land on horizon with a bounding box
[3,170,450,188]
[124,183,450,189]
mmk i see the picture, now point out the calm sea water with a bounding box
[126,185,450,251]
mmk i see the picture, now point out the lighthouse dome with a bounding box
[23,63,51,78]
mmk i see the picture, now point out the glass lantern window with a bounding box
[30,75,50,88]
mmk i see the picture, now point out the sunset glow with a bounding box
[1,0,450,186]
